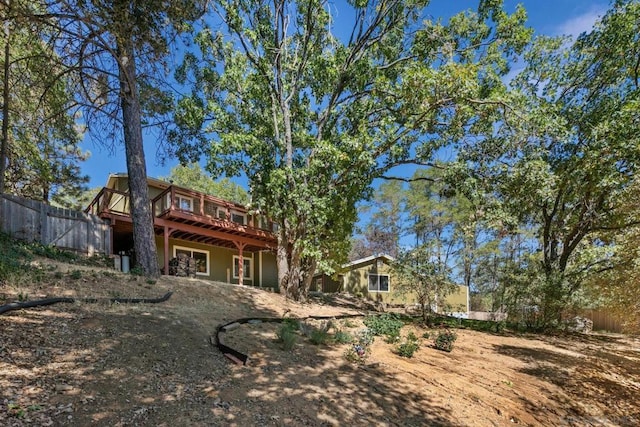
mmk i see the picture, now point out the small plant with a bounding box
[384,330,401,344]
[276,322,298,351]
[54,271,64,279]
[146,279,156,285]
[333,330,353,344]
[344,328,375,364]
[282,318,300,330]
[363,314,404,340]
[395,331,420,358]
[7,403,26,419]
[130,265,145,276]
[341,319,356,328]
[434,329,457,352]
[69,269,82,280]
[17,292,29,302]
[422,331,431,339]
[309,328,331,345]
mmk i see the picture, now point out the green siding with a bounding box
[155,236,278,288]
[336,256,469,310]
[260,251,278,289]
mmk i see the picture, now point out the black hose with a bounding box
[212,313,368,365]
[0,291,173,315]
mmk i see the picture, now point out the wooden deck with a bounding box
[86,186,278,252]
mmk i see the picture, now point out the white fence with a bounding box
[0,193,111,256]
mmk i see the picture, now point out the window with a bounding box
[233,255,252,279]
[167,194,193,212]
[368,274,389,292]
[231,212,245,225]
[175,195,193,211]
[173,246,209,276]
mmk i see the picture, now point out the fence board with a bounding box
[0,193,111,256]
[578,309,623,333]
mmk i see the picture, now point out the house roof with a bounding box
[342,254,395,269]
[106,173,172,191]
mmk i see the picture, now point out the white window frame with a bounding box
[368,274,390,292]
[173,245,210,276]
[166,193,193,212]
[231,212,246,225]
[233,255,253,280]
[175,194,193,211]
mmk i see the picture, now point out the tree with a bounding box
[1,0,88,203]
[458,0,640,326]
[163,163,249,205]
[25,0,204,276]
[392,246,457,321]
[350,181,405,260]
[172,0,531,300]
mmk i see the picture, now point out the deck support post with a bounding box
[234,241,246,285]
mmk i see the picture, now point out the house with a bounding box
[86,173,279,288]
[314,254,469,316]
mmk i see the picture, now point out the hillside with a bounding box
[1,257,639,426]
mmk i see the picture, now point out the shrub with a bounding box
[276,323,298,351]
[363,314,404,339]
[309,328,331,345]
[333,330,353,344]
[384,330,401,344]
[344,328,375,364]
[396,340,420,358]
[69,270,82,280]
[434,329,457,352]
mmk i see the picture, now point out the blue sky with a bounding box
[79,0,610,189]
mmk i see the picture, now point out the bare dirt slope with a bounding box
[1,260,639,426]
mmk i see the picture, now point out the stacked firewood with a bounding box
[169,253,197,277]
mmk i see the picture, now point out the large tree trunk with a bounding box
[276,223,316,301]
[117,39,160,277]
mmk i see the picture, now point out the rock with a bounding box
[565,316,593,333]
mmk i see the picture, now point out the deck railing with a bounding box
[85,188,130,216]
[89,185,277,235]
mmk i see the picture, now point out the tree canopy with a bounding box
[0,0,88,205]
[171,0,531,300]
[454,0,640,327]
[14,0,205,276]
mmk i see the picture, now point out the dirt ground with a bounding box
[1,259,639,426]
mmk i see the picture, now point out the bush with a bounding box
[434,329,457,352]
[309,328,331,345]
[363,314,404,339]
[333,330,353,344]
[344,328,375,364]
[0,233,29,281]
[397,340,420,358]
[276,323,298,351]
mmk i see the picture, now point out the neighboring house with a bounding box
[314,254,469,316]
[86,173,279,288]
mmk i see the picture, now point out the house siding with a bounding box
[260,251,279,289]
[331,256,469,312]
[154,236,279,288]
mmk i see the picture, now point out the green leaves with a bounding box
[169,0,532,299]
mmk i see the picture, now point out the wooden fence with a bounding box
[577,309,624,333]
[0,193,111,256]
